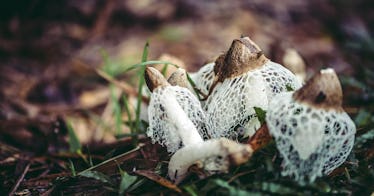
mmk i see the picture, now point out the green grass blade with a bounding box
[110,85,122,136]
[66,120,82,153]
[118,171,138,195]
[122,60,178,73]
[161,64,169,76]
[186,73,202,99]
[80,170,113,185]
[68,159,77,176]
[134,41,149,141]
[122,95,134,133]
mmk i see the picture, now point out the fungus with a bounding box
[282,48,306,83]
[167,68,189,89]
[145,67,209,153]
[204,37,301,139]
[266,68,356,183]
[145,67,252,184]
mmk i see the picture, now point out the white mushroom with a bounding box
[266,68,356,183]
[282,48,307,83]
[145,67,209,153]
[204,37,301,139]
[145,67,252,184]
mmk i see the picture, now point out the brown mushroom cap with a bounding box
[293,68,343,111]
[145,67,170,92]
[167,68,189,88]
[214,37,269,82]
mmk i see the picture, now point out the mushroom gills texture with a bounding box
[168,138,252,184]
[266,69,356,183]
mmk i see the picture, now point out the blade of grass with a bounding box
[116,163,138,195]
[161,64,169,76]
[122,95,134,133]
[122,60,178,73]
[186,73,203,100]
[110,85,122,136]
[134,41,149,145]
[79,170,114,185]
[66,120,82,154]
[68,159,77,176]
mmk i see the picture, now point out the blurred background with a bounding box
[0,0,373,194]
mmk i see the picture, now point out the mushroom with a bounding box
[167,68,190,89]
[266,68,356,183]
[145,67,209,153]
[282,48,307,83]
[204,37,301,139]
[145,67,252,184]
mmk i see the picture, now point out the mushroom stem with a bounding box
[161,91,204,146]
[169,138,252,184]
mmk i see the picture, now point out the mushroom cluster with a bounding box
[145,67,252,183]
[266,69,356,182]
[144,36,356,185]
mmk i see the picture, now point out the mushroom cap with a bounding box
[293,68,343,111]
[215,37,269,82]
[266,69,356,183]
[147,84,209,153]
[168,138,252,184]
[145,66,170,92]
[167,68,189,88]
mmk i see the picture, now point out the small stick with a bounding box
[9,162,31,196]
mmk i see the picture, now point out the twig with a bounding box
[9,162,31,196]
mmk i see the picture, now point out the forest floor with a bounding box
[0,0,373,195]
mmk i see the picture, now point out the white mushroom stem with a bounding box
[158,83,252,184]
[161,93,204,146]
[169,138,252,184]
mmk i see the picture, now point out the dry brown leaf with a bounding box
[134,170,181,193]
